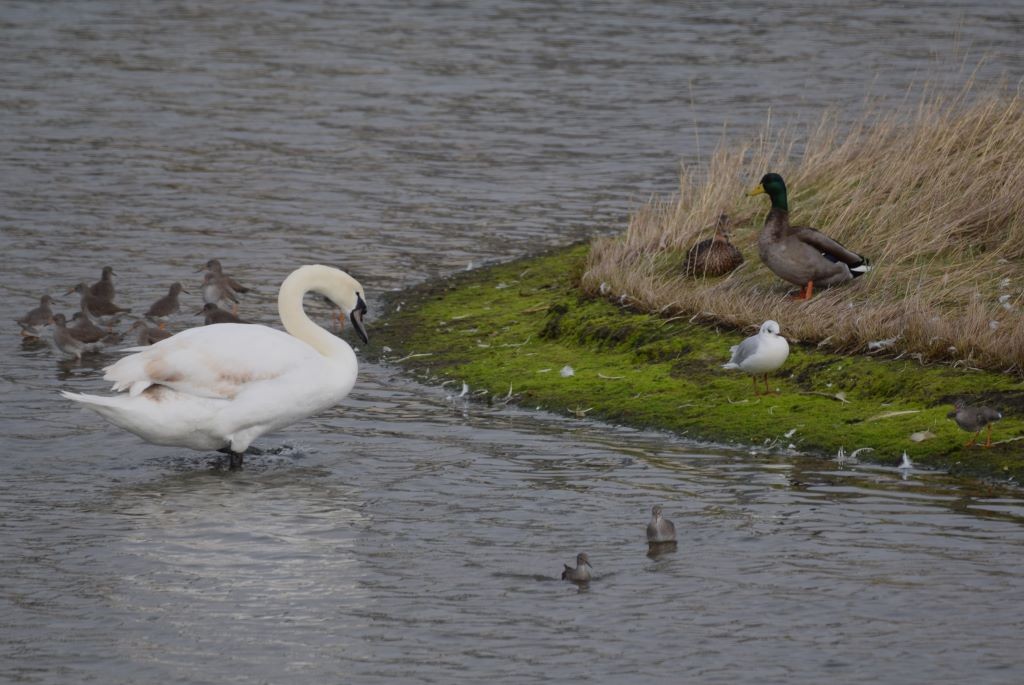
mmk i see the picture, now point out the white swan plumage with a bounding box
[61,265,368,466]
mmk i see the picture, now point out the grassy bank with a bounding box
[584,81,1024,372]
[369,244,1024,483]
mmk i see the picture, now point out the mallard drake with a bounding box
[947,400,1002,448]
[684,214,744,277]
[749,173,870,299]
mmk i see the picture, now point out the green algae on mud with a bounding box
[368,244,1024,484]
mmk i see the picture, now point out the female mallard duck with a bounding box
[749,173,870,299]
[62,265,368,469]
[684,214,744,277]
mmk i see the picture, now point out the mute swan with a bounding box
[62,265,368,469]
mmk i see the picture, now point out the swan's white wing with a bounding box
[103,323,323,399]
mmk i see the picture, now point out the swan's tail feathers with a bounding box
[722,362,740,370]
[61,390,116,410]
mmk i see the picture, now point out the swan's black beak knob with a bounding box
[350,294,368,344]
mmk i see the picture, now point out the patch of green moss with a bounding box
[368,244,1024,484]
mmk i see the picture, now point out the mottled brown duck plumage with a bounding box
[684,214,744,277]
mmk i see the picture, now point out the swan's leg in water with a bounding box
[217,447,245,470]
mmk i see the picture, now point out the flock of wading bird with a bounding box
[13,173,1006,581]
[17,259,252,360]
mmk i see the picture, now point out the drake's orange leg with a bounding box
[984,424,993,448]
[965,431,979,448]
[791,281,814,300]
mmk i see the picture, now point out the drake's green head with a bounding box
[748,172,788,211]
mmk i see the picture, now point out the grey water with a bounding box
[3,2,1024,683]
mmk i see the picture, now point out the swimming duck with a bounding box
[722,320,790,395]
[561,553,592,583]
[684,214,744,277]
[89,266,116,302]
[144,282,187,324]
[748,173,870,299]
[62,265,369,469]
[947,400,1002,448]
[646,504,677,543]
[17,294,56,337]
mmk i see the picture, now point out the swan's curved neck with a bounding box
[277,266,355,361]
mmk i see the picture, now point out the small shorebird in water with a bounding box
[89,266,117,302]
[145,282,187,326]
[17,294,56,337]
[197,302,247,325]
[126,320,173,346]
[70,282,130,321]
[646,504,677,543]
[561,553,593,583]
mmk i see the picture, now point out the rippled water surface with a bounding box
[3,2,1024,683]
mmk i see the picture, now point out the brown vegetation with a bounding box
[582,79,1024,374]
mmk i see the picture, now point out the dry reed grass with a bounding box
[583,77,1024,374]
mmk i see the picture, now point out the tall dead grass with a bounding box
[583,78,1024,374]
